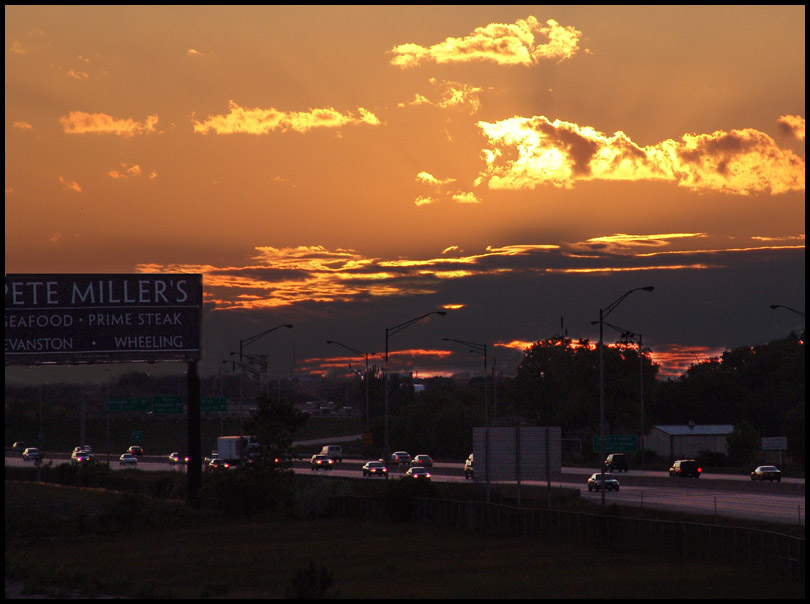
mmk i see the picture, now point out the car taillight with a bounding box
[697,467,702,473]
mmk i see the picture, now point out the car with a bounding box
[206,458,231,472]
[669,459,701,478]
[390,451,411,466]
[204,452,219,464]
[119,453,138,466]
[319,445,343,462]
[310,454,334,470]
[605,453,628,472]
[587,472,620,491]
[405,466,431,480]
[126,445,144,457]
[70,450,94,465]
[12,441,27,453]
[74,445,93,454]
[22,447,42,462]
[362,461,389,478]
[750,465,782,482]
[464,454,474,479]
[412,454,433,467]
[169,452,189,466]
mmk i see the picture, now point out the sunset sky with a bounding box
[5,5,805,385]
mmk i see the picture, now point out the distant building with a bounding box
[646,423,734,459]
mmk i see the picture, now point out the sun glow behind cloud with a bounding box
[476,116,805,195]
[4,7,804,384]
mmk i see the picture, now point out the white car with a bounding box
[119,453,138,466]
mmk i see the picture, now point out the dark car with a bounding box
[669,459,701,478]
[390,451,412,466]
[404,466,431,480]
[362,461,389,478]
[169,452,189,466]
[206,458,231,472]
[70,450,94,465]
[310,454,334,470]
[22,447,42,462]
[605,453,628,472]
[587,472,620,492]
[127,445,144,457]
[750,465,782,482]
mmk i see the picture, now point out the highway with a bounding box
[7,453,804,525]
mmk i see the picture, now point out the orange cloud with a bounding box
[58,176,81,193]
[399,78,486,113]
[192,100,380,135]
[476,116,805,195]
[777,114,805,141]
[415,171,480,206]
[60,111,159,137]
[138,234,798,312]
[390,16,581,67]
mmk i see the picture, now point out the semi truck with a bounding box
[217,435,260,467]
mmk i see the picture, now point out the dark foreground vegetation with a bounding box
[5,463,805,599]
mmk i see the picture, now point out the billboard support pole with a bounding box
[187,360,201,509]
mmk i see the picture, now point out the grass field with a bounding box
[5,481,805,599]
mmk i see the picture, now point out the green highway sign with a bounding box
[201,397,227,412]
[107,397,150,412]
[592,435,638,453]
[152,395,184,414]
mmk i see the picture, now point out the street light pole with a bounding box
[239,324,293,363]
[443,338,488,426]
[600,320,648,458]
[769,304,805,318]
[384,311,447,458]
[598,286,654,505]
[237,324,293,403]
[326,340,373,432]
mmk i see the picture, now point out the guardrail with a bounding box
[328,496,805,579]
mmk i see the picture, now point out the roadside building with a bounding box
[646,423,734,459]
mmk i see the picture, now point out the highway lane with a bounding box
[6,454,804,525]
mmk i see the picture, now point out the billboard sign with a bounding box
[5,274,202,365]
[472,426,562,482]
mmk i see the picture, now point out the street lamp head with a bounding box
[641,286,655,292]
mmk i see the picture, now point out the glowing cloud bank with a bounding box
[476,116,805,195]
[193,101,380,135]
[390,16,581,68]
